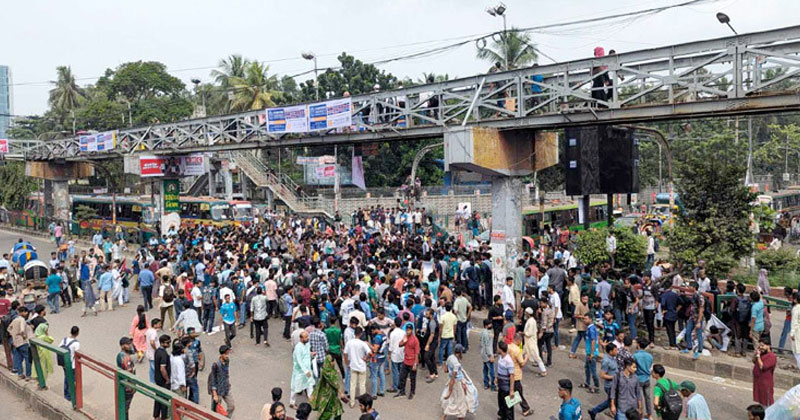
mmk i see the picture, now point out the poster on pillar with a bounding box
[163,179,181,213]
[491,229,507,297]
[0,139,8,154]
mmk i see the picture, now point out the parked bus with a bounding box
[522,199,608,237]
[178,197,249,227]
[71,195,158,243]
[9,193,46,229]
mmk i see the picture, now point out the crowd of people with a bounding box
[1,207,800,420]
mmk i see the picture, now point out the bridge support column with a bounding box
[222,166,233,201]
[490,176,523,298]
[265,188,274,209]
[208,169,216,197]
[53,181,70,222]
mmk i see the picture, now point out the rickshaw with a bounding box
[23,260,49,289]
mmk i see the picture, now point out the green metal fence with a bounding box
[29,337,76,408]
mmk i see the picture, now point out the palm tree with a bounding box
[228,62,281,111]
[418,72,451,84]
[211,55,248,87]
[476,28,537,70]
[48,66,85,113]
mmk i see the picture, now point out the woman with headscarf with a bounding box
[440,344,478,420]
[310,354,345,420]
[757,268,771,297]
[129,305,148,363]
[34,323,54,379]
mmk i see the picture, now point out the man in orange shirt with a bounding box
[508,332,534,416]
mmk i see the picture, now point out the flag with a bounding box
[352,145,366,190]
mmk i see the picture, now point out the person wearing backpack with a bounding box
[651,364,681,420]
[158,276,176,329]
[58,326,80,402]
[733,283,752,357]
[201,279,218,334]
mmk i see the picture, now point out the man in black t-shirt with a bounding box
[488,296,505,353]
[153,334,171,419]
[519,287,539,328]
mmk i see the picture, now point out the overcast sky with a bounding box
[4,0,799,116]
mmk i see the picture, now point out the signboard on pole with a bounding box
[309,98,352,131]
[266,104,309,134]
[296,155,336,165]
[163,179,181,213]
[315,165,336,178]
[0,139,7,154]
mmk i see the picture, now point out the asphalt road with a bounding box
[0,230,778,420]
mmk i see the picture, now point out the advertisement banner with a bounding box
[79,131,117,152]
[139,154,205,178]
[0,139,7,154]
[163,179,181,213]
[309,98,352,131]
[315,165,336,178]
[266,104,309,134]
[296,155,336,165]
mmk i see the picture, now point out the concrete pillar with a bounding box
[208,169,216,197]
[53,181,70,222]
[490,176,523,297]
[43,180,54,219]
[265,188,274,209]
[223,167,233,201]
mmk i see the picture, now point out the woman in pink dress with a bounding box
[752,339,777,406]
[129,305,149,363]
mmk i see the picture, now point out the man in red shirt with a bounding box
[394,324,419,400]
[0,289,10,316]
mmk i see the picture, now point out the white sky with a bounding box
[4,0,799,116]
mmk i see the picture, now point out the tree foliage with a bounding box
[667,130,755,278]
[73,205,98,223]
[574,227,647,268]
[0,162,39,210]
[299,53,398,98]
[476,29,537,70]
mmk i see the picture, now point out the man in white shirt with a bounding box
[59,326,80,402]
[145,319,162,383]
[388,318,406,393]
[502,276,516,312]
[343,326,372,407]
[606,231,617,267]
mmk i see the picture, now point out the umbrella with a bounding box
[13,249,38,266]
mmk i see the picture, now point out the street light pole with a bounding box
[486,2,508,70]
[302,52,319,100]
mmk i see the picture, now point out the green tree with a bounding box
[667,131,755,278]
[753,123,800,188]
[299,53,398,99]
[476,29,537,70]
[48,66,85,115]
[227,61,281,111]
[211,54,248,87]
[73,204,98,223]
[574,227,646,268]
[0,162,39,210]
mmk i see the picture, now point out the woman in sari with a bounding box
[440,344,478,420]
[34,323,55,379]
[310,355,345,420]
[129,305,148,363]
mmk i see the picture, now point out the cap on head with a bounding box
[679,380,696,393]
[454,344,466,354]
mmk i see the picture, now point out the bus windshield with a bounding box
[233,205,252,221]
[210,205,233,221]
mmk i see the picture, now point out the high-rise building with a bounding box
[0,66,12,138]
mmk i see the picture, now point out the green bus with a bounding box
[522,199,608,237]
[71,195,158,243]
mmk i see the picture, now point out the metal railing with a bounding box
[29,337,76,406]
[23,25,800,160]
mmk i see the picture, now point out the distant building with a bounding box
[0,66,11,138]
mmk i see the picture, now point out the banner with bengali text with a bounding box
[266,104,308,134]
[79,131,117,152]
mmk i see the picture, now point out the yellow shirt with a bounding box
[440,311,457,339]
[507,342,525,380]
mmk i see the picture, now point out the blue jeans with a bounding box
[64,373,71,401]
[369,359,386,396]
[47,292,60,313]
[13,344,32,378]
[627,312,638,340]
[390,361,402,391]
[439,338,453,364]
[684,318,704,354]
[482,361,495,388]
[554,318,561,347]
[149,360,155,383]
[779,319,792,350]
[456,322,468,351]
[584,356,599,388]
[646,253,655,270]
[589,387,611,417]
[202,305,215,333]
[238,301,247,326]
[186,377,199,403]
[570,330,586,354]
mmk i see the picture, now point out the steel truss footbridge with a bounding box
[20,25,800,161]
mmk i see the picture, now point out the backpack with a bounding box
[656,381,683,416]
[162,285,175,303]
[736,296,752,323]
[277,296,288,315]
[57,339,77,367]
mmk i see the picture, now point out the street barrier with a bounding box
[74,351,117,416]
[29,337,76,405]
